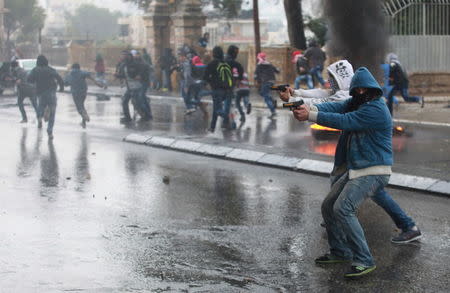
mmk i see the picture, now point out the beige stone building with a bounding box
[118,15,147,48]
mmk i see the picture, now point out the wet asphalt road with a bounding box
[1,92,449,181]
[0,94,449,292]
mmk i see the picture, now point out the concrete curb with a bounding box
[123,133,450,196]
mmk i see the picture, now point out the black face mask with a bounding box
[346,92,371,112]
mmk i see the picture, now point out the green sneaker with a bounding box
[344,265,376,278]
[315,253,350,264]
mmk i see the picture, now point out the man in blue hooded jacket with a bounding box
[293,67,395,278]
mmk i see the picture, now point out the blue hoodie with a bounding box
[314,67,393,171]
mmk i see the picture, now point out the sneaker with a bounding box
[315,253,350,264]
[246,103,252,114]
[391,228,422,244]
[20,119,28,123]
[120,117,132,124]
[184,108,196,115]
[48,133,54,140]
[421,96,425,108]
[268,112,277,119]
[208,127,215,133]
[81,120,86,129]
[240,115,246,123]
[37,119,42,129]
[344,265,376,278]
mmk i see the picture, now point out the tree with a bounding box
[304,16,327,46]
[4,0,46,42]
[67,4,121,41]
[283,0,306,50]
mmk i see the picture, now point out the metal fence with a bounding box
[383,0,450,72]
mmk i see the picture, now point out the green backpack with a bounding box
[216,62,233,88]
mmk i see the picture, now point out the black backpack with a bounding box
[216,61,233,88]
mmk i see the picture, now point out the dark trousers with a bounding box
[139,83,152,119]
[17,89,38,121]
[72,92,89,121]
[210,89,232,130]
[235,89,250,118]
[37,90,57,134]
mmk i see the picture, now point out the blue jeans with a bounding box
[37,89,57,134]
[371,189,415,232]
[310,65,326,86]
[294,74,313,89]
[260,82,275,113]
[387,86,421,115]
[235,89,250,118]
[330,173,416,233]
[322,172,390,267]
[186,82,205,110]
[210,89,231,130]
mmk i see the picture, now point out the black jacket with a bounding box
[389,62,408,88]
[255,63,279,84]
[296,56,309,75]
[304,46,326,68]
[27,66,64,95]
[204,59,231,90]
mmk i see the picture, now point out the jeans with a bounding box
[294,74,314,89]
[387,86,421,115]
[331,172,416,233]
[17,89,38,121]
[322,172,390,267]
[37,89,57,135]
[186,82,205,110]
[260,82,276,113]
[210,89,231,130]
[371,189,415,232]
[235,89,250,118]
[310,65,326,86]
[72,92,89,122]
[96,72,107,87]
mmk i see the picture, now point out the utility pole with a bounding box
[253,0,261,55]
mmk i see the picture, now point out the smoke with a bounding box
[324,0,388,76]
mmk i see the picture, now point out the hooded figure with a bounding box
[301,67,393,277]
[290,59,354,106]
[212,46,224,61]
[384,52,423,114]
[27,55,64,139]
[204,46,233,131]
[225,45,243,83]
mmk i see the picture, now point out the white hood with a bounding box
[327,60,354,91]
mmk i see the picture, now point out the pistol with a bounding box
[270,84,290,92]
[282,99,304,110]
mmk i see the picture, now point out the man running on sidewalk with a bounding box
[27,55,64,140]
